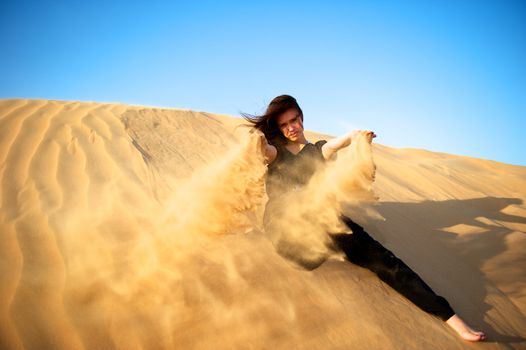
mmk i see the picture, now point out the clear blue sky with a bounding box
[2,0,525,165]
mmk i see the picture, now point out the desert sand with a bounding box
[1,98,525,350]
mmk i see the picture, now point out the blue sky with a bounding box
[1,0,525,165]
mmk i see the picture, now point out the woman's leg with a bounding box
[331,216,485,341]
[331,216,455,320]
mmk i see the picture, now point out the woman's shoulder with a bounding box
[312,140,327,153]
[305,140,328,160]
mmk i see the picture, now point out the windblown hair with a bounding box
[242,95,303,145]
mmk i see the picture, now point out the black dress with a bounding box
[264,141,455,321]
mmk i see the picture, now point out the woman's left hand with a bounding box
[351,130,377,144]
[365,130,377,143]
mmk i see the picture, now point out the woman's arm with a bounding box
[321,130,376,160]
[260,135,277,164]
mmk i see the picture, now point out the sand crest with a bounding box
[1,99,525,349]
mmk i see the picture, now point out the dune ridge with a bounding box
[1,99,525,349]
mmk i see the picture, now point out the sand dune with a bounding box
[1,99,525,349]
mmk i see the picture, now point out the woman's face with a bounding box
[276,108,304,142]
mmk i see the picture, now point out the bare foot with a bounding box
[446,314,486,341]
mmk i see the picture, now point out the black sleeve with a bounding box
[314,140,327,160]
[315,140,327,148]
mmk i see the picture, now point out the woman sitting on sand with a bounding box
[243,94,486,342]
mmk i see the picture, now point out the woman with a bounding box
[243,95,486,342]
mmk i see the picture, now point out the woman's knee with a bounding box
[370,252,409,281]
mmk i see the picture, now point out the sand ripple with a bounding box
[1,99,525,350]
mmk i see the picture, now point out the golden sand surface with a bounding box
[1,99,525,349]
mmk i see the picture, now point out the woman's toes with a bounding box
[461,330,486,342]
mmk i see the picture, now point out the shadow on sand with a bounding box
[367,196,526,346]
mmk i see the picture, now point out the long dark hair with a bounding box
[242,95,303,145]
